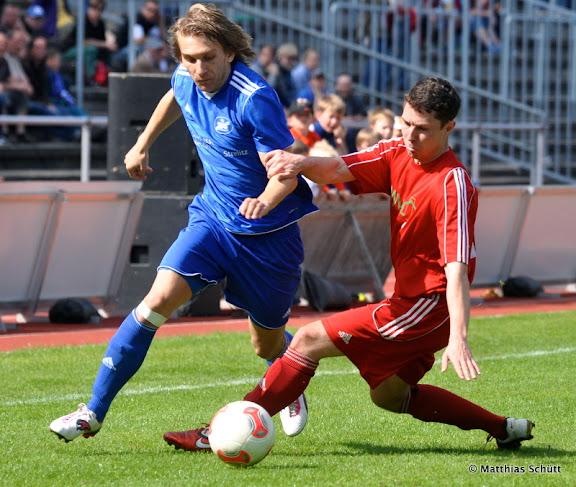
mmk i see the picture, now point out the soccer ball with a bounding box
[208,401,275,467]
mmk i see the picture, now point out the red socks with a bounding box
[243,350,506,439]
[405,384,507,438]
[244,347,318,417]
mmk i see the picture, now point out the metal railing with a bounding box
[0,115,107,182]
[218,0,574,184]
[4,0,574,185]
[0,115,547,186]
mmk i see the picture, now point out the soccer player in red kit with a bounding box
[170,77,534,450]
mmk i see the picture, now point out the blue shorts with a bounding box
[158,204,304,329]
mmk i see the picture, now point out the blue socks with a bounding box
[266,330,293,366]
[88,310,157,422]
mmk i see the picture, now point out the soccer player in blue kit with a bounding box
[49,3,317,449]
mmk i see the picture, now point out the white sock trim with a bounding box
[136,302,167,327]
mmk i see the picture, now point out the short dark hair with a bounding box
[404,77,460,127]
[169,3,255,66]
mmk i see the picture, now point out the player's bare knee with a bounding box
[290,322,325,358]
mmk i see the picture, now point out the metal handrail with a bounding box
[0,115,108,183]
[1,115,548,186]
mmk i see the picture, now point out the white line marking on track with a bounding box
[3,347,575,407]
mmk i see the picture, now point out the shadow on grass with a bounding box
[341,441,575,458]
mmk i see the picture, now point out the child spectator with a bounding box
[308,139,353,202]
[311,93,349,154]
[355,127,382,151]
[367,107,396,140]
[289,138,309,156]
[287,98,321,149]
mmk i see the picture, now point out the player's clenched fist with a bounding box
[124,146,153,180]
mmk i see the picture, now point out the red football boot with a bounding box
[163,426,211,452]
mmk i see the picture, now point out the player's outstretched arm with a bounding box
[264,150,354,184]
[441,261,482,381]
[124,89,182,180]
[240,175,298,219]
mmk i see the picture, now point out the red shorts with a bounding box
[322,294,450,388]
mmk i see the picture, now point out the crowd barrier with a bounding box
[0,181,143,328]
[1,184,575,329]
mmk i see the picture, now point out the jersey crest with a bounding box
[214,116,233,134]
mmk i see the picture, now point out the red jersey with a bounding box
[343,138,477,298]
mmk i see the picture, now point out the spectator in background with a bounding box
[334,72,367,122]
[334,72,367,151]
[308,139,353,203]
[287,98,321,150]
[22,5,46,38]
[31,0,75,41]
[2,29,33,142]
[129,36,170,74]
[61,0,117,85]
[251,44,279,84]
[289,139,322,199]
[470,0,501,54]
[368,106,396,140]
[273,42,299,108]
[295,68,329,106]
[355,127,382,151]
[45,47,85,120]
[291,47,320,94]
[289,138,309,155]
[312,93,349,155]
[113,0,165,71]
[1,2,25,35]
[361,1,417,92]
[420,0,462,47]
[22,34,50,110]
[24,35,79,141]
[355,126,390,201]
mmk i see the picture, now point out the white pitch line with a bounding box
[2,347,575,407]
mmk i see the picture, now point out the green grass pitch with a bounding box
[1,310,574,486]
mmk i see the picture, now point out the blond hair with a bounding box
[169,3,255,65]
[367,107,395,128]
[308,139,339,158]
[355,128,381,149]
[315,94,346,115]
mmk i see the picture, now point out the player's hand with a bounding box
[264,150,304,180]
[239,198,271,219]
[124,146,153,180]
[441,337,481,381]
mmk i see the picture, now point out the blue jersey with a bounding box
[171,61,317,234]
